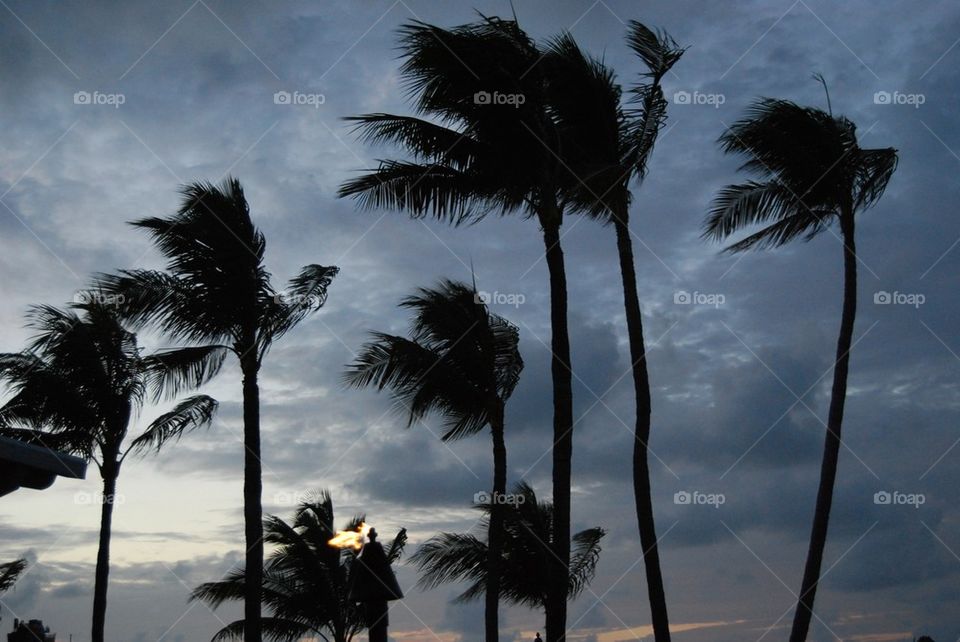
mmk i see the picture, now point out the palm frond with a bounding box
[0,558,27,594]
[345,114,480,169]
[625,21,685,79]
[141,345,229,402]
[129,395,218,455]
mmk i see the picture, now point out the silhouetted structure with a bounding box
[348,528,403,642]
[0,436,85,498]
[8,619,55,642]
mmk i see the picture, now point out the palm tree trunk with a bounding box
[789,212,857,641]
[613,212,671,641]
[541,214,574,642]
[91,464,118,642]
[242,358,264,642]
[485,402,507,642]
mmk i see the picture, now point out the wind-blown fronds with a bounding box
[410,482,605,607]
[706,98,898,251]
[344,280,522,440]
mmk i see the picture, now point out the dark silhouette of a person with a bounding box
[348,528,403,642]
[535,633,543,642]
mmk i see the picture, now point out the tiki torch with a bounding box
[329,523,403,642]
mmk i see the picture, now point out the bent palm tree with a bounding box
[96,177,339,642]
[339,18,576,640]
[344,280,522,642]
[192,490,406,642]
[545,24,684,641]
[704,98,897,641]
[0,302,220,642]
[410,481,604,628]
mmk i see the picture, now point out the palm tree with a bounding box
[0,301,220,642]
[96,177,339,642]
[704,97,897,641]
[545,24,684,641]
[410,481,604,630]
[191,490,406,642]
[344,280,523,642]
[338,18,577,640]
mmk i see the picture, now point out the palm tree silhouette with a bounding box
[191,490,406,642]
[344,279,522,642]
[545,24,683,641]
[704,96,897,641]
[0,301,220,642]
[96,177,339,642]
[410,481,604,630]
[338,18,579,639]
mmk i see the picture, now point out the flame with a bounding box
[327,521,371,550]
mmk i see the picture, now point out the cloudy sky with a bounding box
[0,0,958,640]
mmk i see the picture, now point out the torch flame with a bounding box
[327,521,371,550]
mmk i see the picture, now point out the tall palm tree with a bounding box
[344,279,522,642]
[704,97,897,641]
[545,24,684,641]
[191,490,406,642]
[0,302,220,642]
[338,18,577,639]
[96,177,339,642]
[410,481,604,630]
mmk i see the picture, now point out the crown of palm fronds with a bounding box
[0,302,219,464]
[410,482,605,607]
[546,23,684,222]
[344,280,522,441]
[339,16,574,224]
[96,177,338,363]
[705,98,898,251]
